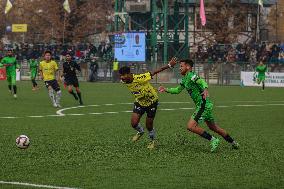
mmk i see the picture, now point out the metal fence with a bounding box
[19,59,284,85]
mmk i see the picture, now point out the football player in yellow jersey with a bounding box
[119,57,178,149]
[39,51,62,108]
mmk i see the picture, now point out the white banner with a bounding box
[241,71,284,87]
[16,69,20,81]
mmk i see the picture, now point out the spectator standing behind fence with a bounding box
[29,57,39,91]
[89,57,99,82]
[112,58,119,83]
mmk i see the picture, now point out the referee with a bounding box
[62,53,83,105]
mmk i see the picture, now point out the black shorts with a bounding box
[45,79,60,91]
[133,101,159,119]
[65,77,79,87]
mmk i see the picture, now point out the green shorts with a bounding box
[6,72,16,85]
[192,101,214,123]
[257,75,265,84]
[31,70,37,79]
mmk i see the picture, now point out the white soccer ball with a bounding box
[16,135,30,149]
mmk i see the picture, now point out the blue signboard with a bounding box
[114,32,145,62]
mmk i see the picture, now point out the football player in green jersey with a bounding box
[159,59,239,152]
[0,50,20,98]
[29,57,39,91]
[255,61,268,90]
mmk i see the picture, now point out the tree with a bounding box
[197,0,248,44]
[0,0,114,43]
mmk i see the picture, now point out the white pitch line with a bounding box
[266,104,284,106]
[56,106,87,116]
[0,181,79,189]
[2,102,284,119]
[28,116,44,118]
[89,113,103,115]
[122,110,132,113]
[235,105,264,107]
[179,108,194,110]
[232,100,266,103]
[160,108,175,111]
[0,116,19,119]
[56,102,192,116]
[46,115,65,117]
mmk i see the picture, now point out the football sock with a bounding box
[56,90,62,105]
[133,123,144,133]
[48,89,55,104]
[32,79,37,87]
[77,92,82,101]
[148,128,156,140]
[69,90,78,100]
[262,82,265,90]
[13,85,17,94]
[8,85,12,91]
[200,131,213,141]
[223,134,234,144]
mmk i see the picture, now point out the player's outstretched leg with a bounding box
[8,85,12,94]
[68,86,78,100]
[48,88,57,107]
[146,116,155,149]
[32,79,38,90]
[187,119,220,152]
[7,76,12,94]
[206,121,239,149]
[131,113,144,142]
[262,81,265,91]
[55,90,62,108]
[11,76,17,98]
[75,87,83,105]
[12,85,17,98]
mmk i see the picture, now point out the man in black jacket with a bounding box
[62,53,83,105]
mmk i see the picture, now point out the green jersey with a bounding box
[167,71,211,106]
[29,60,39,70]
[0,56,19,73]
[256,65,267,76]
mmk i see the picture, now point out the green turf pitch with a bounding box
[0,81,283,189]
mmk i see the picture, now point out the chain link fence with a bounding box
[18,59,284,85]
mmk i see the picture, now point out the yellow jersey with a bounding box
[125,72,158,107]
[113,61,119,71]
[39,60,58,81]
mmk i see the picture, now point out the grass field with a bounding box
[0,81,283,189]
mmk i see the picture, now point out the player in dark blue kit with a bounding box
[62,53,83,105]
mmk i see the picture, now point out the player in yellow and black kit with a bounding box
[119,57,178,149]
[39,51,62,108]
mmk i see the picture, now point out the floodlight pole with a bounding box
[163,0,168,64]
[184,0,189,59]
[63,12,66,44]
[152,0,158,82]
[115,0,119,31]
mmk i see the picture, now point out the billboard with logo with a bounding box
[114,32,145,62]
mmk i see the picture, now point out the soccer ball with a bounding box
[16,135,30,149]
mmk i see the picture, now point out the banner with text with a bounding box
[241,71,284,87]
[0,69,6,80]
[12,24,27,32]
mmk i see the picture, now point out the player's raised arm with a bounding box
[158,85,184,94]
[151,57,178,77]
